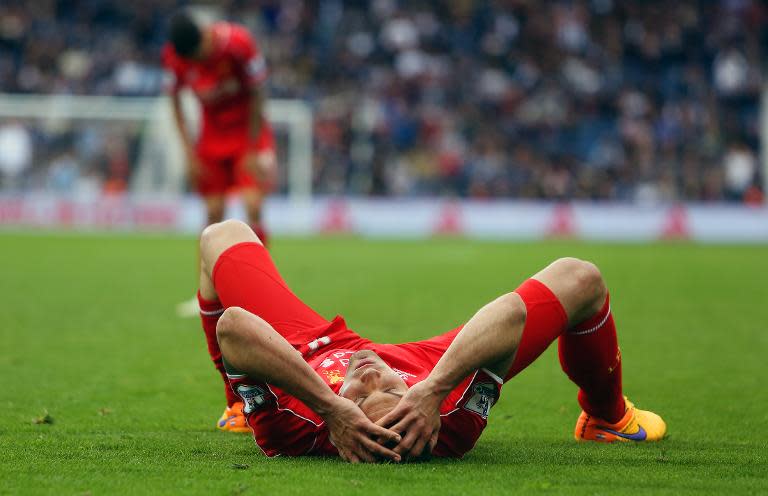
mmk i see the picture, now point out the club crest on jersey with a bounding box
[462,382,498,419]
[323,369,344,385]
[237,384,266,414]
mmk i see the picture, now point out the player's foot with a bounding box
[574,397,666,442]
[216,402,250,433]
[176,295,199,318]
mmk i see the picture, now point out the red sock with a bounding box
[250,224,268,248]
[558,295,624,423]
[198,291,239,407]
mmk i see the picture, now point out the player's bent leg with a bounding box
[194,220,261,433]
[512,258,666,442]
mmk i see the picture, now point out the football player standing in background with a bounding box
[163,11,276,431]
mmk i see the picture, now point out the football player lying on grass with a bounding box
[196,220,666,462]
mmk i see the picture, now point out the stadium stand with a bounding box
[0,0,764,203]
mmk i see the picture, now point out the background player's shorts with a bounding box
[195,125,276,196]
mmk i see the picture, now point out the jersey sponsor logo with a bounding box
[237,384,267,414]
[462,382,498,419]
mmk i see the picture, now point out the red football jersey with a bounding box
[162,22,268,157]
[226,320,503,458]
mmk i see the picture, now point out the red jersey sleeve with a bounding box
[228,374,328,457]
[225,24,268,86]
[161,43,185,94]
[433,369,503,458]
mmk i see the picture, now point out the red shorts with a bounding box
[195,125,276,197]
[212,241,368,351]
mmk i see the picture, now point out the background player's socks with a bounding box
[250,223,268,248]
[558,295,624,423]
[198,291,239,407]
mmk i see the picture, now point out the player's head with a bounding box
[169,11,203,59]
[339,350,408,423]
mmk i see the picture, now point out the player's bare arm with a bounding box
[248,85,265,140]
[241,85,275,184]
[379,259,609,459]
[169,89,201,185]
[215,302,402,463]
[376,292,527,458]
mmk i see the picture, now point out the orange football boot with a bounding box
[574,397,666,442]
[216,402,251,433]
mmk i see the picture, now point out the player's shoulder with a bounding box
[212,21,257,57]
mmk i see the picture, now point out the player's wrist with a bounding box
[311,390,346,418]
[420,375,453,400]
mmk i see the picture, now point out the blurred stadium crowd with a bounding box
[0,0,764,203]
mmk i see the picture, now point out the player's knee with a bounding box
[557,257,606,308]
[200,220,253,266]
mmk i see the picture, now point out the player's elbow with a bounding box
[216,306,247,345]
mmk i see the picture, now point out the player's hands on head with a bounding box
[376,381,442,460]
[325,396,402,464]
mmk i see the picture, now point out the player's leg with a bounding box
[506,257,666,442]
[199,218,330,339]
[203,195,226,226]
[237,126,277,246]
[240,187,268,247]
[195,221,263,432]
[525,259,623,421]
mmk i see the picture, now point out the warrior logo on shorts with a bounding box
[237,384,267,414]
[462,382,498,419]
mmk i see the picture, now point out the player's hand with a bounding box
[325,396,402,464]
[185,149,203,187]
[375,380,442,460]
[241,150,276,184]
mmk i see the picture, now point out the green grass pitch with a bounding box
[1,233,767,495]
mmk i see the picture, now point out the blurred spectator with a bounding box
[723,142,758,201]
[0,0,764,204]
[0,120,32,187]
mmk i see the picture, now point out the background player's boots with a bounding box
[216,402,250,433]
[574,397,666,442]
[176,295,200,318]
